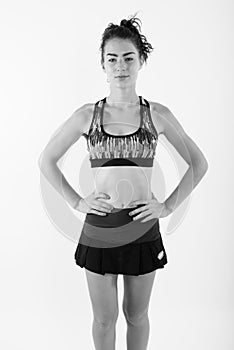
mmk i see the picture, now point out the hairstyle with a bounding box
[100,13,154,69]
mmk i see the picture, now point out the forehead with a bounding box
[104,38,137,55]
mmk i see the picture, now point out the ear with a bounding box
[101,62,106,72]
[139,57,144,70]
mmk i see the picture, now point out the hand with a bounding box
[128,197,171,222]
[76,192,114,216]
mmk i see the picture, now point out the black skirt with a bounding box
[74,204,168,276]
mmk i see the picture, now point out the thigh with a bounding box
[122,270,156,317]
[85,269,119,323]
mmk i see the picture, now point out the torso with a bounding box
[82,100,164,209]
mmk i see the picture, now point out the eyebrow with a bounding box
[106,52,136,57]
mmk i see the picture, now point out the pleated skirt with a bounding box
[74,204,168,276]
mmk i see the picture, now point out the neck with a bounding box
[106,89,139,107]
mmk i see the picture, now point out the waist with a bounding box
[85,204,157,227]
[90,157,154,168]
[80,204,161,247]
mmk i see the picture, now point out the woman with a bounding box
[39,15,208,350]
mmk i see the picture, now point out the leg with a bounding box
[85,268,119,350]
[122,270,156,350]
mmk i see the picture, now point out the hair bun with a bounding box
[120,19,128,26]
[120,16,142,34]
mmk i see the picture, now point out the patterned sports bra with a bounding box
[82,96,158,168]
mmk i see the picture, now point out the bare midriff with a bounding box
[91,166,153,209]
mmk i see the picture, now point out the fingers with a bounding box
[131,209,152,221]
[128,199,152,207]
[94,199,113,211]
[97,199,113,207]
[95,192,110,200]
[129,204,150,214]
[94,192,113,211]
[87,192,113,216]
[89,209,108,216]
[92,203,113,213]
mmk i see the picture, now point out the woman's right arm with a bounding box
[38,104,91,209]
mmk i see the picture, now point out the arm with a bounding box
[38,104,92,209]
[154,104,209,215]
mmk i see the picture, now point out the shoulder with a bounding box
[71,102,97,135]
[148,100,207,167]
[148,100,185,138]
[72,102,94,119]
[147,100,169,136]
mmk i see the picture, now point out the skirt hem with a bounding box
[74,236,168,276]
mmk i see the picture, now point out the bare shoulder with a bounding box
[148,100,185,137]
[72,102,95,134]
[148,100,169,136]
[148,100,208,168]
[38,102,95,164]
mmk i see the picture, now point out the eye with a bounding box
[108,57,134,62]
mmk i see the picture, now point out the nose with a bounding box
[116,60,127,70]
[116,68,127,75]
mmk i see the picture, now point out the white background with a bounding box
[1,0,233,349]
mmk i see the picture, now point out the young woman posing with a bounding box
[39,15,208,350]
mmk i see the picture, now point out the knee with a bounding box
[94,312,118,330]
[123,307,149,326]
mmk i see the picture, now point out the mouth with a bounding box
[115,75,129,79]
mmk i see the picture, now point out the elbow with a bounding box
[192,157,209,175]
[38,152,46,170]
[203,159,209,172]
[201,155,209,173]
[38,153,57,170]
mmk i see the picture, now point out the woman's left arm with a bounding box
[156,104,209,215]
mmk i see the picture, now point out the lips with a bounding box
[115,75,129,78]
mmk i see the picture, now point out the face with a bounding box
[102,38,144,87]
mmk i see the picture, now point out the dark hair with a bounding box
[100,13,154,68]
